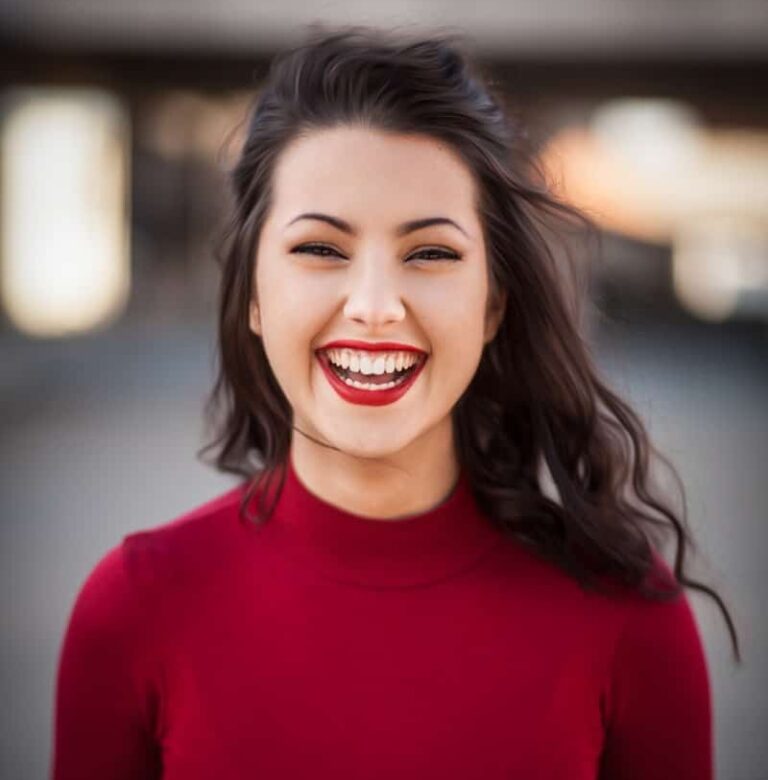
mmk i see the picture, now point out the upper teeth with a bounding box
[324,349,422,375]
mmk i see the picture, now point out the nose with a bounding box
[342,256,407,328]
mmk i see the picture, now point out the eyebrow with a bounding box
[285,212,469,238]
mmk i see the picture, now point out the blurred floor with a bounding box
[0,313,766,779]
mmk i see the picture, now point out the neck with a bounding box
[289,421,460,521]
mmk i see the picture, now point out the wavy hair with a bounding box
[198,24,740,663]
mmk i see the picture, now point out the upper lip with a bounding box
[317,340,427,354]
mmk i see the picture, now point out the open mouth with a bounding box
[319,351,426,391]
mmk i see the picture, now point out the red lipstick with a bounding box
[317,339,426,354]
[316,349,427,407]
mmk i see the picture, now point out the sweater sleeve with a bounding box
[51,542,163,780]
[598,587,713,780]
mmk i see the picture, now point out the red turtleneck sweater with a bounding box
[52,457,712,779]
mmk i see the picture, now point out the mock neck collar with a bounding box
[250,453,505,589]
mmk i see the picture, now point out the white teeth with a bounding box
[325,349,422,375]
[340,374,408,390]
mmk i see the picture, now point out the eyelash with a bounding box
[290,243,462,263]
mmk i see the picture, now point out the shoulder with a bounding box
[70,482,249,624]
[610,557,710,680]
[64,542,141,646]
[601,553,712,730]
[494,538,709,665]
[60,483,253,674]
[120,482,248,587]
[596,555,713,777]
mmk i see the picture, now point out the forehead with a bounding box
[267,126,480,227]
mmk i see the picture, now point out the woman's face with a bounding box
[249,125,506,461]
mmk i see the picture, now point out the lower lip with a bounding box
[316,351,427,406]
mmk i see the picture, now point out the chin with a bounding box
[325,431,416,461]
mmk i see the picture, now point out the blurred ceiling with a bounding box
[2,0,768,59]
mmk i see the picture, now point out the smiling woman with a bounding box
[52,24,739,780]
[243,124,504,495]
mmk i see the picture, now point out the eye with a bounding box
[407,247,462,263]
[290,243,345,259]
[289,243,462,262]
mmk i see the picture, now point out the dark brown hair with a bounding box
[199,24,740,663]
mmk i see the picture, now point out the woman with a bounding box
[52,25,739,779]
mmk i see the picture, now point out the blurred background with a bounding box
[1,1,766,778]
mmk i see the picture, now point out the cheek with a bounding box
[431,286,488,346]
[259,267,313,338]
[258,289,328,389]
[428,301,488,387]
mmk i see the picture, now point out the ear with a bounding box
[248,299,262,337]
[483,286,507,344]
